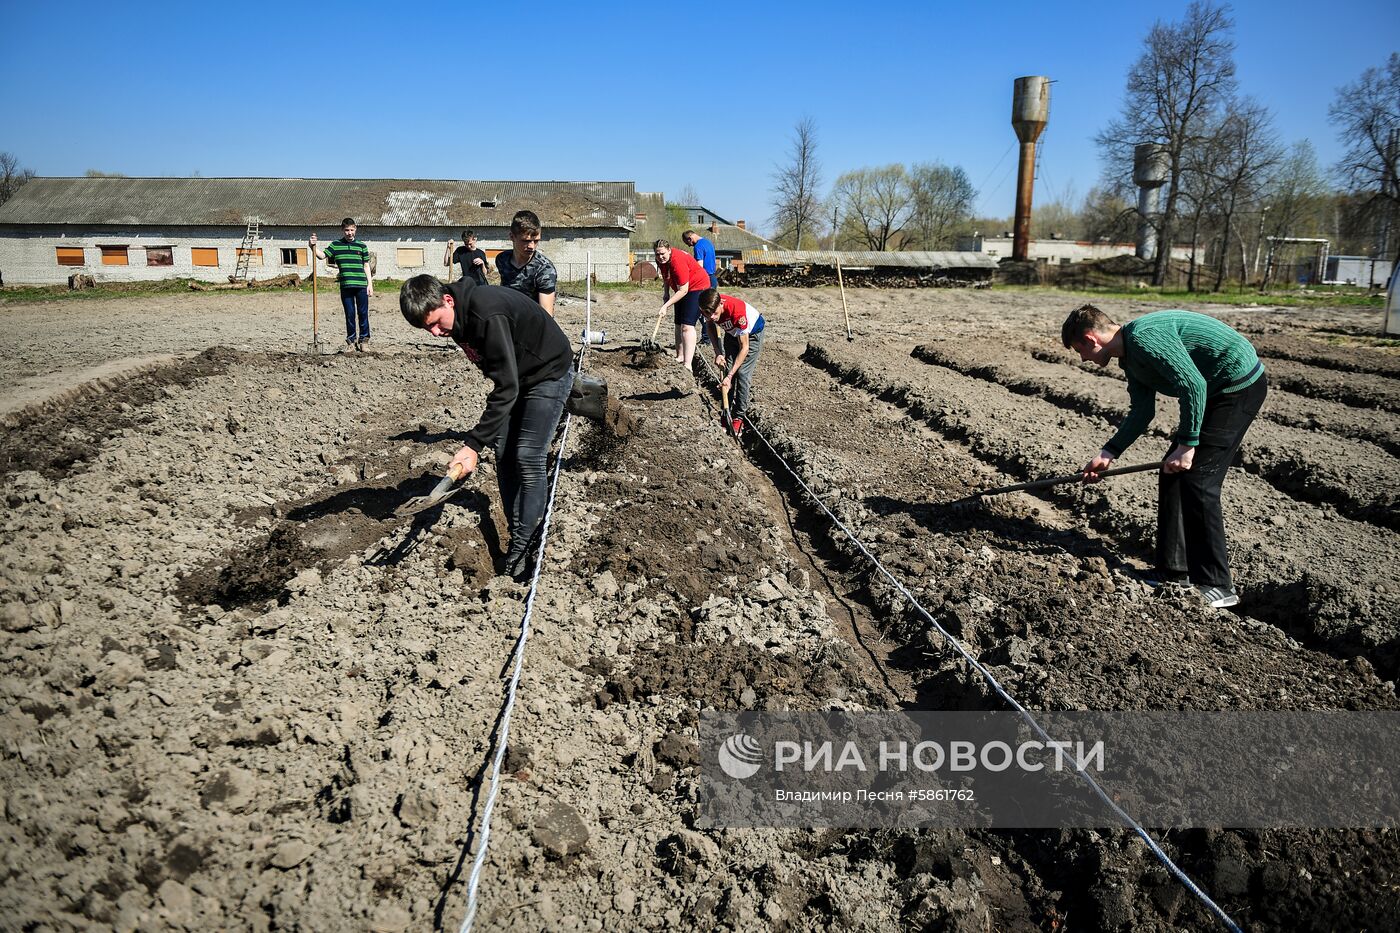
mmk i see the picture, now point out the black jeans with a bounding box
[1157,375,1267,588]
[494,369,574,570]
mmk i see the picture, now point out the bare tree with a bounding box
[1260,141,1328,288]
[1208,98,1281,288]
[1096,1,1238,285]
[1328,52,1400,261]
[1179,114,1237,290]
[769,117,823,249]
[906,162,976,249]
[832,165,912,251]
[676,184,702,207]
[0,152,36,207]
[1080,185,1139,244]
[1028,180,1081,241]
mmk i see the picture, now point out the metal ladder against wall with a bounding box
[232,218,261,283]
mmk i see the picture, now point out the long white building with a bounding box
[0,177,639,285]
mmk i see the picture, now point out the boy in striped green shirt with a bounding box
[310,217,374,351]
[1063,305,1268,609]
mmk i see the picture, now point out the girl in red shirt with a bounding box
[653,238,715,370]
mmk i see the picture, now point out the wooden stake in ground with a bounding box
[311,246,320,350]
[835,254,853,341]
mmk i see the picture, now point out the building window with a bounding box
[147,246,174,266]
[56,246,85,266]
[192,248,219,267]
[236,248,263,266]
[280,247,307,266]
[100,245,129,266]
[396,247,424,267]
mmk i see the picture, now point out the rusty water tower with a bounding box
[1133,143,1169,260]
[1011,76,1050,262]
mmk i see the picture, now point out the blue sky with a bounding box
[2,1,1395,235]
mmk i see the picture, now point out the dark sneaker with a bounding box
[731,417,744,437]
[508,555,535,584]
[1196,584,1240,609]
[1141,569,1190,588]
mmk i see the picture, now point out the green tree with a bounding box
[831,164,911,251]
[906,162,976,249]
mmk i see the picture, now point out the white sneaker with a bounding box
[1195,584,1239,609]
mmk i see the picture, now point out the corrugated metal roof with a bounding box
[0,177,637,229]
[708,224,777,253]
[741,249,997,270]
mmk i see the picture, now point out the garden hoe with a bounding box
[947,460,1162,512]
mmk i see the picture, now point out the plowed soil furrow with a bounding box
[728,348,1400,931]
[911,341,1400,531]
[1245,332,1400,380]
[1213,354,1392,413]
[801,339,1400,681]
[1030,343,1400,458]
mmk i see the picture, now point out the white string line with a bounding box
[458,411,574,933]
[459,256,594,932]
[744,419,1242,933]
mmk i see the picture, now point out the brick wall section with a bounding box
[0,224,631,285]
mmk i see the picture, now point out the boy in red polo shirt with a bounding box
[653,238,715,370]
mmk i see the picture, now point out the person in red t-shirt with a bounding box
[653,238,715,370]
[700,288,767,436]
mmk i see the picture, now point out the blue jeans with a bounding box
[340,287,370,343]
[494,369,575,569]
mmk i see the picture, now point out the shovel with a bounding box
[720,379,734,435]
[393,462,469,519]
[947,461,1162,511]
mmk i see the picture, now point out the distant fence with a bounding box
[555,262,631,284]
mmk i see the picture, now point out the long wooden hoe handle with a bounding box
[975,461,1162,498]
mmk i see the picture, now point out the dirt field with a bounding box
[1,284,1398,931]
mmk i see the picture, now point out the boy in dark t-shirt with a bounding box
[446,230,489,285]
[494,209,557,317]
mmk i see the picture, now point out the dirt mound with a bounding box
[0,346,251,480]
[176,524,319,609]
[588,638,870,710]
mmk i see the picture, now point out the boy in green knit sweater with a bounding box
[1061,305,1267,609]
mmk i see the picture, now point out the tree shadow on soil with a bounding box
[389,426,473,445]
[284,475,433,523]
[862,494,1141,575]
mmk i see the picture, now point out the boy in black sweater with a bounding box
[400,274,574,579]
